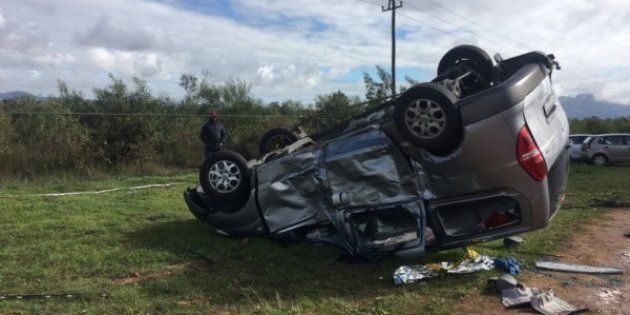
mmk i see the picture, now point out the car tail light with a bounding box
[517,126,547,181]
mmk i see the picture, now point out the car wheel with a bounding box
[394,83,461,154]
[259,127,299,156]
[200,150,251,202]
[591,154,608,166]
[437,45,493,97]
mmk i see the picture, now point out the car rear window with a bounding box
[570,136,587,143]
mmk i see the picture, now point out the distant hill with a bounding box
[559,94,630,119]
[0,90,47,101]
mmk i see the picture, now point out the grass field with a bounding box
[0,164,628,314]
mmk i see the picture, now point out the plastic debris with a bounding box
[501,286,542,308]
[393,247,494,284]
[493,256,520,275]
[503,236,523,247]
[535,260,623,274]
[488,274,518,292]
[530,290,587,315]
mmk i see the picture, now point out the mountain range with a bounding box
[1,90,629,119]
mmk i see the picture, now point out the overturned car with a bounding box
[185,45,570,259]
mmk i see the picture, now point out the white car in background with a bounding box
[568,134,591,161]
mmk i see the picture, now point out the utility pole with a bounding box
[382,0,402,97]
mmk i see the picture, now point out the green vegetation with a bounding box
[569,116,630,134]
[1,71,628,178]
[0,164,627,314]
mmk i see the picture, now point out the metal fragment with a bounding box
[535,260,623,274]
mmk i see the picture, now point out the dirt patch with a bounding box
[111,262,191,285]
[454,209,630,314]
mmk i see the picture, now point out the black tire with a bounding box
[199,150,251,202]
[394,83,461,153]
[437,45,493,97]
[259,127,299,156]
[590,154,608,166]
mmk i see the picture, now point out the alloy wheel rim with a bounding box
[208,160,241,193]
[404,99,446,140]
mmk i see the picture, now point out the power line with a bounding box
[2,112,302,118]
[357,0,509,55]
[407,0,533,51]
[400,0,521,55]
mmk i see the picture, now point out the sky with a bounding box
[1,0,630,104]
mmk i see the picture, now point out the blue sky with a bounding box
[1,0,630,104]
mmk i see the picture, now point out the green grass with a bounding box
[0,164,628,314]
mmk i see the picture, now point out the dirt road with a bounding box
[455,209,630,314]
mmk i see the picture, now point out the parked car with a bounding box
[568,134,591,161]
[581,134,630,165]
[185,45,570,260]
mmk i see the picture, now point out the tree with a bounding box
[363,65,419,103]
[311,91,362,131]
[179,73,198,104]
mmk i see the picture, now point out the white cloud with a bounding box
[0,0,629,105]
[0,8,6,29]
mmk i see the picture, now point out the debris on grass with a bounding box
[530,290,587,315]
[535,260,623,274]
[393,247,495,285]
[503,236,523,247]
[493,257,520,275]
[488,277,587,314]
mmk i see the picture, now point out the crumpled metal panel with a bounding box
[325,127,421,207]
[256,148,329,234]
[256,126,423,234]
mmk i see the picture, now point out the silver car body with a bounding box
[581,134,630,165]
[185,53,570,259]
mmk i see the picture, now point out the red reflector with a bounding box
[484,211,508,229]
[517,126,547,181]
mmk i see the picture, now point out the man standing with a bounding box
[200,110,227,159]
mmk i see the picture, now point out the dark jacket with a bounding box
[200,120,227,152]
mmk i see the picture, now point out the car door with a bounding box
[603,136,628,163]
[621,136,630,162]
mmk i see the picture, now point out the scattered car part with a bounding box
[535,260,623,274]
[188,46,570,260]
[501,286,541,308]
[488,274,519,292]
[258,127,300,156]
[530,290,587,315]
[503,236,524,247]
